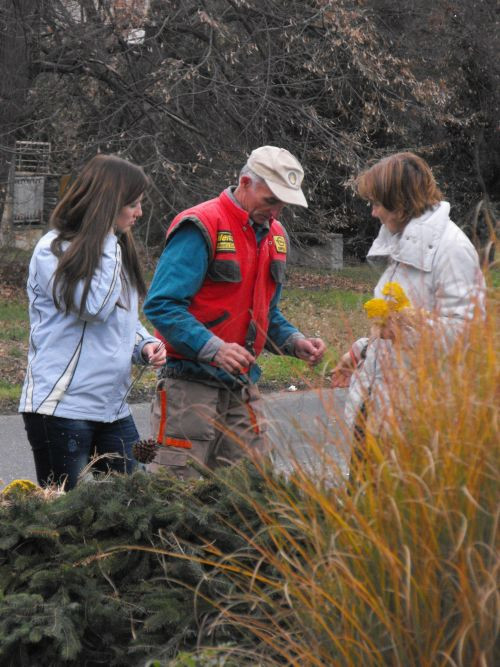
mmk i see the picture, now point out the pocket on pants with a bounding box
[242,383,267,435]
[152,377,219,449]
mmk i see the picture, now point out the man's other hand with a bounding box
[213,342,256,375]
[294,337,326,365]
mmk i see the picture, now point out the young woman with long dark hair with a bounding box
[19,154,166,490]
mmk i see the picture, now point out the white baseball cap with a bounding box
[247,146,308,208]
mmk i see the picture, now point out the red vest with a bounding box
[156,190,288,363]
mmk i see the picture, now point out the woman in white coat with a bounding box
[332,152,485,441]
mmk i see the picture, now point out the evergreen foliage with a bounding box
[1,302,497,667]
[0,465,272,666]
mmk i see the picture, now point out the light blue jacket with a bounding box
[19,230,157,422]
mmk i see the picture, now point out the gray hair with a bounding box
[239,164,265,184]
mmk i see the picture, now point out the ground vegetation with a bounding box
[0,295,498,665]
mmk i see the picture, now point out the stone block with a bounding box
[289,233,343,270]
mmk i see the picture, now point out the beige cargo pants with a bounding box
[149,376,269,479]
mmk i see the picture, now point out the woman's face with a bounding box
[115,194,143,233]
[370,201,404,234]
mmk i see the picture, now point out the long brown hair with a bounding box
[50,154,149,314]
[356,152,443,226]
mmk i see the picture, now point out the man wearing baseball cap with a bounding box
[144,146,326,478]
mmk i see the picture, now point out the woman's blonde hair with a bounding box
[50,154,149,314]
[356,152,442,225]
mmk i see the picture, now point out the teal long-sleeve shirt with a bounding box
[143,221,302,386]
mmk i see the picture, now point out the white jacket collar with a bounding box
[367,202,450,272]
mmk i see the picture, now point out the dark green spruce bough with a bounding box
[0,464,279,666]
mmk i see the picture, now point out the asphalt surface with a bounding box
[0,388,349,489]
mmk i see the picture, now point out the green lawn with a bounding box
[1,303,29,342]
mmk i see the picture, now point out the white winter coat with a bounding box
[345,201,485,431]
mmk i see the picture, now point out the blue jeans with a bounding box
[22,412,139,490]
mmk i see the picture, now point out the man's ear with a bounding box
[239,174,252,188]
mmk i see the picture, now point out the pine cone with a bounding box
[132,438,160,464]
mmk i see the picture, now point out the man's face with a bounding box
[240,178,285,224]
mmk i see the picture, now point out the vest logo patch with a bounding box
[273,235,287,254]
[216,231,236,252]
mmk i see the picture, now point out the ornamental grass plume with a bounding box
[2,283,495,665]
[183,285,499,666]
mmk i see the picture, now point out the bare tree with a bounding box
[1,0,496,253]
[0,0,41,222]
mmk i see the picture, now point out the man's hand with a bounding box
[331,351,355,388]
[294,337,326,365]
[213,342,255,375]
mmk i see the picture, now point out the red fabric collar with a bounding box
[219,189,250,226]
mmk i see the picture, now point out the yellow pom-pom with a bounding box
[364,298,390,320]
[381,282,411,311]
[2,479,40,497]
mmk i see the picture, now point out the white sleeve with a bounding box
[430,239,485,344]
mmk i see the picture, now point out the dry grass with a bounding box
[181,292,499,666]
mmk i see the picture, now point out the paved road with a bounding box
[0,388,349,489]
